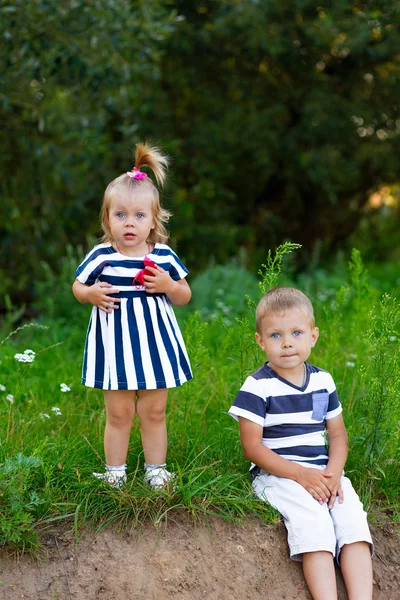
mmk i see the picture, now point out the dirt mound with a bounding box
[1,516,399,599]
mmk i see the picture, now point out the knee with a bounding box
[139,405,166,426]
[106,407,134,429]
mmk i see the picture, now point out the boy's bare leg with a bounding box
[302,551,337,600]
[340,542,373,600]
[104,390,136,465]
[136,388,168,464]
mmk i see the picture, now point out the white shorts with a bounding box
[253,470,373,562]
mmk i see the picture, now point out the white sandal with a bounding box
[93,469,127,488]
[144,467,174,490]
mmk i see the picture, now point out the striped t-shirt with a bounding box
[229,362,342,468]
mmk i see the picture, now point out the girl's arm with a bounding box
[165,278,192,306]
[144,267,192,306]
[325,414,348,508]
[72,279,120,313]
[239,417,334,504]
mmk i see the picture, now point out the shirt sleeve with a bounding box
[228,376,266,427]
[325,373,343,420]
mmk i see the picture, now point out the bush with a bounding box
[190,262,260,324]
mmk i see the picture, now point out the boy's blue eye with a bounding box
[293,330,302,337]
[271,333,280,339]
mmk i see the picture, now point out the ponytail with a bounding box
[134,142,170,187]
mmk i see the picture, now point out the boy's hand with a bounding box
[86,282,120,313]
[296,467,334,504]
[325,472,344,509]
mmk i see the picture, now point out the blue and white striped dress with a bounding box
[76,242,193,390]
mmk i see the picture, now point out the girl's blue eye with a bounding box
[136,212,144,219]
[293,330,302,337]
[116,212,125,219]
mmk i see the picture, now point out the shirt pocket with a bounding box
[311,392,329,421]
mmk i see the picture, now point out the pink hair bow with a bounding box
[126,167,147,180]
[133,256,157,288]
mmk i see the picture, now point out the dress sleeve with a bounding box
[75,245,109,285]
[157,245,189,281]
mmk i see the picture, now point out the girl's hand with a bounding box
[296,467,333,504]
[143,266,175,295]
[86,282,121,313]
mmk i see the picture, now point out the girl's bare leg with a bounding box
[302,551,337,600]
[104,390,136,465]
[136,388,168,464]
[340,542,373,600]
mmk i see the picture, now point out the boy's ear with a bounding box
[311,326,319,347]
[255,332,265,352]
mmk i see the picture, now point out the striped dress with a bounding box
[76,242,193,390]
[229,362,342,472]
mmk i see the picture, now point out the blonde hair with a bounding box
[256,286,315,332]
[100,142,171,244]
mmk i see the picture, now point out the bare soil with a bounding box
[0,516,399,600]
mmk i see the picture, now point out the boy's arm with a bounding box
[325,414,348,508]
[72,279,120,313]
[239,417,333,504]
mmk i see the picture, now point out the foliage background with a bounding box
[1,1,400,550]
[1,0,400,310]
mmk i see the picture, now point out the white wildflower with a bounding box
[40,413,50,420]
[349,353,357,359]
[346,361,356,368]
[60,383,71,393]
[389,336,397,342]
[51,406,62,416]
[0,384,6,392]
[14,349,36,363]
[6,394,14,404]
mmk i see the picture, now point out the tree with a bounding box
[0,0,176,307]
[1,0,400,310]
[160,1,400,269]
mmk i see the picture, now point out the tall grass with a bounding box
[0,244,399,551]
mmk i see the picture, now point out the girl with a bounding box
[72,142,193,489]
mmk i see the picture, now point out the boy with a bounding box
[229,287,373,600]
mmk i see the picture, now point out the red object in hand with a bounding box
[133,256,157,287]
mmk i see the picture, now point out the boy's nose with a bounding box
[282,337,292,348]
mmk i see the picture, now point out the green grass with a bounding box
[0,244,399,551]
